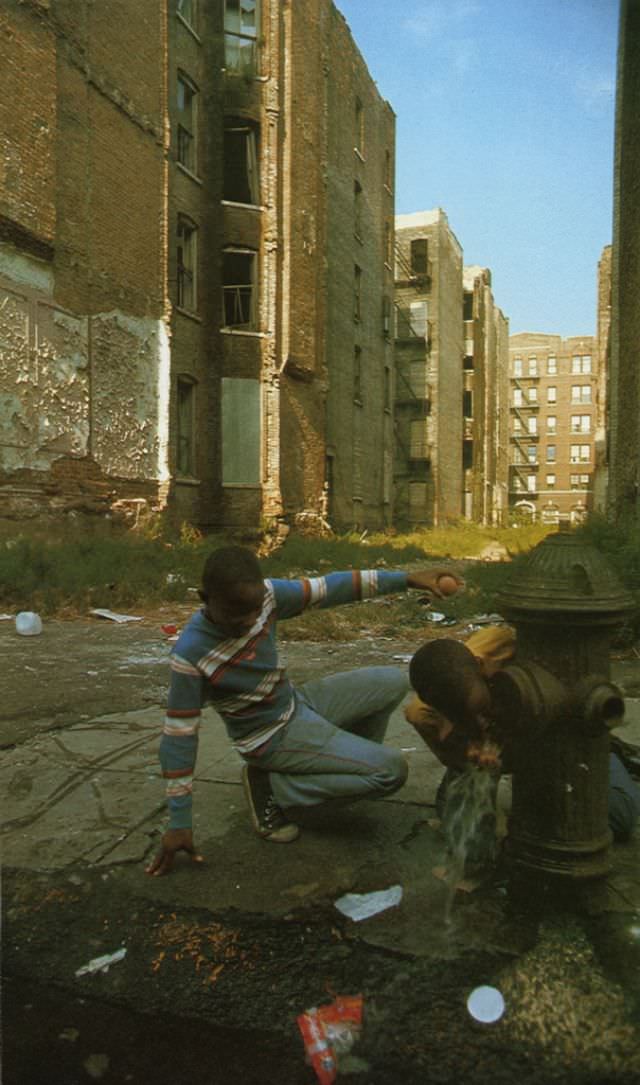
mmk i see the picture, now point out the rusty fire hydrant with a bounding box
[491,531,635,901]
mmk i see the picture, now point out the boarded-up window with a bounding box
[222,378,261,485]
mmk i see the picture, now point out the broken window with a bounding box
[353,345,362,402]
[224,0,259,74]
[224,121,260,204]
[177,73,198,173]
[176,376,196,476]
[410,238,428,276]
[355,98,364,156]
[177,215,197,311]
[354,265,362,322]
[463,390,473,418]
[354,180,362,239]
[221,377,261,485]
[223,248,257,328]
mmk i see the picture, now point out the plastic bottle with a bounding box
[15,611,43,636]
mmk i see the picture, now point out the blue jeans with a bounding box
[243,667,409,810]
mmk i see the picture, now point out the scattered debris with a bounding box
[297,995,363,1085]
[75,947,127,976]
[466,984,505,1023]
[15,611,42,636]
[89,609,143,623]
[83,1053,110,1080]
[334,885,402,921]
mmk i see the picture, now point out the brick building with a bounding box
[462,266,509,525]
[0,0,396,533]
[508,333,599,524]
[393,210,464,527]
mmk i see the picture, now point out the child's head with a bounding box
[409,638,491,728]
[200,545,265,635]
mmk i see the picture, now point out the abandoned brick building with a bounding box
[393,211,509,529]
[0,0,395,532]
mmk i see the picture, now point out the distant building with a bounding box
[508,333,599,524]
[393,210,464,527]
[0,0,395,534]
[462,266,509,525]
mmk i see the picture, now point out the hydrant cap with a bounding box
[496,531,636,620]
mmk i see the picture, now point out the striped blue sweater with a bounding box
[160,569,408,828]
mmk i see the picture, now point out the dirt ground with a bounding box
[0,604,421,746]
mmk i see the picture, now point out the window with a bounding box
[411,238,429,276]
[409,481,427,509]
[528,416,537,435]
[570,444,590,463]
[354,181,362,239]
[355,97,364,156]
[527,474,537,492]
[463,390,473,418]
[571,414,591,434]
[570,473,590,489]
[546,474,556,487]
[542,504,560,524]
[353,346,362,402]
[382,296,391,339]
[177,74,198,172]
[528,386,538,403]
[527,445,537,464]
[546,445,556,463]
[571,384,592,403]
[512,417,522,434]
[463,440,473,469]
[547,386,557,404]
[513,447,523,465]
[513,357,523,377]
[547,415,557,434]
[221,377,261,485]
[354,265,362,321]
[409,360,428,398]
[409,300,428,337]
[463,292,474,321]
[224,120,259,204]
[177,0,197,30]
[223,247,257,328]
[547,355,557,375]
[177,216,197,311]
[176,376,196,476]
[514,388,523,407]
[528,356,538,376]
[572,354,592,374]
[224,0,259,74]
[410,419,430,459]
[384,149,392,191]
[384,220,392,266]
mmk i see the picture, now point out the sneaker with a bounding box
[242,764,299,843]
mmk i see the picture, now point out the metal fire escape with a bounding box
[510,374,540,496]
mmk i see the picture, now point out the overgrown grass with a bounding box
[1,516,637,641]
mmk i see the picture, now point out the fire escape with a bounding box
[393,241,433,472]
[510,373,540,498]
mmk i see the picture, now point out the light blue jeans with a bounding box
[244,667,410,810]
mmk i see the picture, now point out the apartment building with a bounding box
[462,266,509,525]
[508,333,599,524]
[393,210,463,527]
[0,0,395,534]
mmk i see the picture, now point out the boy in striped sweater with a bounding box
[146,545,463,876]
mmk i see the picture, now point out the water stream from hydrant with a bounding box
[441,766,499,924]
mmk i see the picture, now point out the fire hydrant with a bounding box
[491,531,635,900]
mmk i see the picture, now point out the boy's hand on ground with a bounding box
[406,569,465,598]
[145,829,204,877]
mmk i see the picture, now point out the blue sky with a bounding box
[335,0,619,337]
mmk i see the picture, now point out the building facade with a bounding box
[0,0,396,533]
[462,266,509,525]
[393,210,464,528]
[508,333,599,524]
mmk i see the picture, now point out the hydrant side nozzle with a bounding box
[573,676,626,734]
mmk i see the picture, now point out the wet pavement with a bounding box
[2,619,640,1083]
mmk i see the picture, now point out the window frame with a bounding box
[177,214,198,312]
[222,246,258,330]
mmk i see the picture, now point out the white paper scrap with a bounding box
[334,885,403,922]
[75,947,127,976]
[90,609,143,623]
